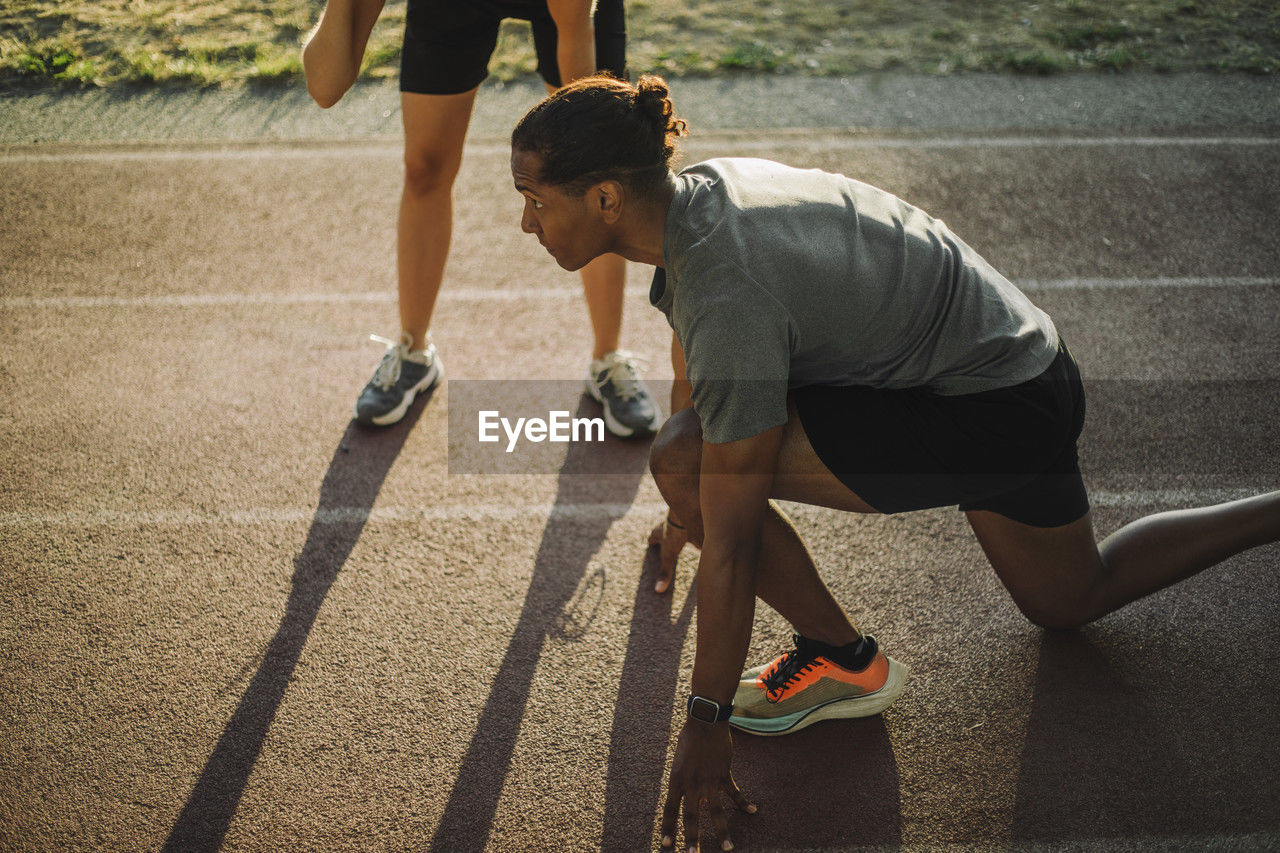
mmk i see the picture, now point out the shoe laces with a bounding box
[596,351,649,401]
[761,634,824,701]
[368,333,410,391]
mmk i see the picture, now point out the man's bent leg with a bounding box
[649,403,876,645]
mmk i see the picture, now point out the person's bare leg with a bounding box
[650,401,877,646]
[536,81,628,360]
[967,490,1280,629]
[302,0,386,107]
[397,89,478,351]
[580,253,626,359]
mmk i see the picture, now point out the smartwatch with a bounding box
[687,694,734,724]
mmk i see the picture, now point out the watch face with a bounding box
[689,696,719,723]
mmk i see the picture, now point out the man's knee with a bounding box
[1010,585,1100,631]
[649,407,702,485]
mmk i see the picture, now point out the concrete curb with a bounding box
[3,72,1279,145]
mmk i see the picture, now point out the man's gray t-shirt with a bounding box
[649,157,1059,445]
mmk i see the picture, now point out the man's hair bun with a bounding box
[512,73,689,198]
[636,74,688,150]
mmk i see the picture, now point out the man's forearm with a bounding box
[689,541,759,705]
[670,332,692,414]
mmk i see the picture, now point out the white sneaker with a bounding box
[354,332,442,426]
[584,350,661,438]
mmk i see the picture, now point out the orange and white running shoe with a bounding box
[730,634,907,736]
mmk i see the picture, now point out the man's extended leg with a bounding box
[967,491,1280,630]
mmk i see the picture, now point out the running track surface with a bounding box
[1,82,1278,852]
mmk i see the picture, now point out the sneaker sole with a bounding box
[356,357,443,427]
[582,376,658,439]
[729,656,908,737]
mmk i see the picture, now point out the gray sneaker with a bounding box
[584,350,661,438]
[355,333,442,426]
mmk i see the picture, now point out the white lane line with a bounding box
[2,489,1271,529]
[2,135,1277,163]
[4,277,1277,310]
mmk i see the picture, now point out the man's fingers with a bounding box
[655,544,678,593]
[660,788,682,848]
[682,799,701,851]
[727,781,758,815]
[709,800,733,851]
[655,526,683,593]
[650,521,680,593]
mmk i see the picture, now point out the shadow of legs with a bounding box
[428,417,649,852]
[732,717,901,849]
[600,547,696,849]
[163,396,431,852]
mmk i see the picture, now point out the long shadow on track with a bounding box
[162,394,433,851]
[429,397,660,851]
[598,534,696,849]
[429,387,903,849]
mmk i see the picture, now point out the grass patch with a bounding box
[1,0,1277,90]
[717,40,797,73]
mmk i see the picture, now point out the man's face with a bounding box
[511,149,611,272]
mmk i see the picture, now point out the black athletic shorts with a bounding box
[794,339,1090,528]
[401,0,627,95]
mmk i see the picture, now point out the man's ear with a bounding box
[594,180,624,225]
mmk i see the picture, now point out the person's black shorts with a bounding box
[794,339,1089,528]
[401,0,627,95]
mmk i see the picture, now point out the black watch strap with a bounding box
[687,694,734,723]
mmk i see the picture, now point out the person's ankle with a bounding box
[404,330,431,352]
[800,632,875,670]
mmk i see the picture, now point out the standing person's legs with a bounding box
[534,0,659,435]
[571,0,634,363]
[579,254,626,359]
[353,89,474,426]
[397,89,477,351]
[537,77,627,362]
[967,492,1280,629]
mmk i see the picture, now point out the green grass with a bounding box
[2,0,1277,90]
